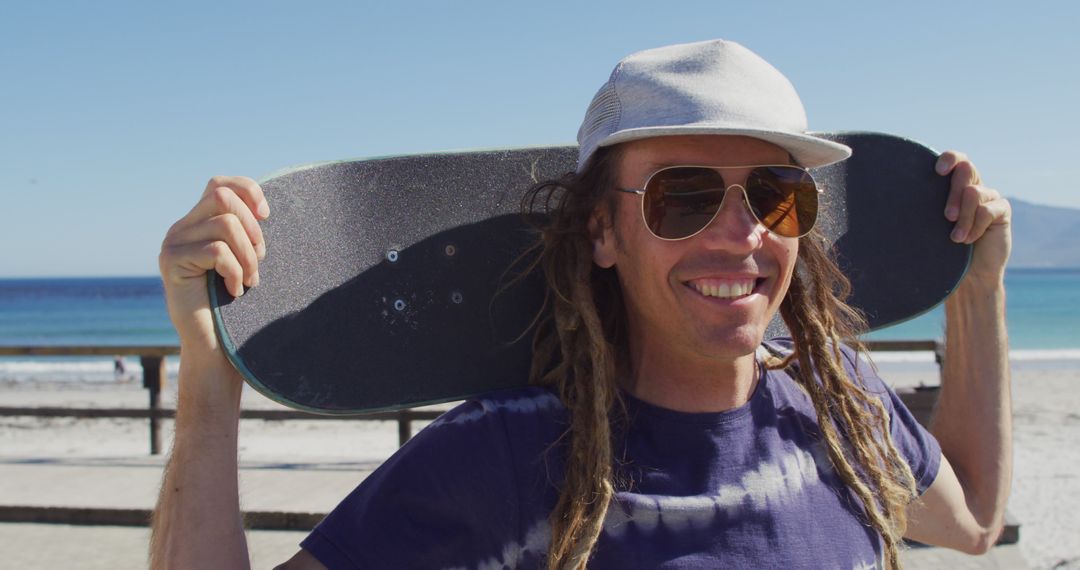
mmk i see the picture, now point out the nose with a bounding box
[697,185,763,251]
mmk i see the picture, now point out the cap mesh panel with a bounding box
[580,81,620,144]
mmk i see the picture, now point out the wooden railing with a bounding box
[5,340,1022,548]
[0,345,442,454]
[0,340,944,455]
[863,339,944,369]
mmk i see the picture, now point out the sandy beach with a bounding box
[1,356,1077,569]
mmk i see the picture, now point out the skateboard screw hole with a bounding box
[451,291,463,304]
[386,250,399,263]
[393,299,406,311]
[444,244,456,257]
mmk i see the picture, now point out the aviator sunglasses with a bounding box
[616,165,822,240]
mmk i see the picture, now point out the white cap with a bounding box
[577,39,851,172]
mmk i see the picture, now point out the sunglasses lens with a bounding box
[643,167,726,239]
[745,166,818,238]
[642,166,817,239]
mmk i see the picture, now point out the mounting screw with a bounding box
[386,249,399,263]
[444,244,456,257]
[393,299,406,311]
[451,291,463,304]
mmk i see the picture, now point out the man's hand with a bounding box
[937,151,1012,281]
[159,176,269,355]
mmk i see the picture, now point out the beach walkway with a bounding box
[0,452,1029,569]
[0,453,369,568]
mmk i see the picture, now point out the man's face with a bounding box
[592,135,799,368]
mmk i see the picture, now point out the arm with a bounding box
[150,176,268,569]
[904,152,1012,554]
[151,354,249,568]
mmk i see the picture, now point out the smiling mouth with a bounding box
[686,278,762,300]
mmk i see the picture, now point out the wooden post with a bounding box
[142,356,166,455]
[397,410,411,447]
[933,339,946,384]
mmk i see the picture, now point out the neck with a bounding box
[624,350,760,413]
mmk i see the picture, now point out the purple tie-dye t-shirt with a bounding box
[301,342,940,569]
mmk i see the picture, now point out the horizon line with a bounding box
[2,266,1080,280]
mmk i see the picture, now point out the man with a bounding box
[153,39,1011,569]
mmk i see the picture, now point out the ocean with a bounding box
[0,277,180,383]
[1,270,1078,383]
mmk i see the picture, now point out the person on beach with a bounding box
[113,356,128,381]
[151,40,1012,569]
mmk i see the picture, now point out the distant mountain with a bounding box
[1008,198,1080,268]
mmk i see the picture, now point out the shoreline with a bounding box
[2,347,1079,385]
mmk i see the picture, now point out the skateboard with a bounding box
[209,133,970,414]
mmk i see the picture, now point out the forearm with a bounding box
[932,275,1011,534]
[150,354,249,569]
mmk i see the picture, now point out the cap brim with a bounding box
[595,126,852,169]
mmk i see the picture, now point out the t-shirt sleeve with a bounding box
[300,399,522,569]
[842,346,942,495]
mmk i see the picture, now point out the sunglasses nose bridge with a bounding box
[720,183,760,223]
[699,183,762,238]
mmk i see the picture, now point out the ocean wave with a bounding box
[1008,348,1080,361]
[867,351,938,363]
[869,348,1080,363]
[0,357,180,383]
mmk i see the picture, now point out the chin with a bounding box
[699,325,766,358]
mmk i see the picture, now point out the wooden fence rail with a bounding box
[0,345,444,454]
[0,340,944,455]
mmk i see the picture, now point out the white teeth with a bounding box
[691,279,756,299]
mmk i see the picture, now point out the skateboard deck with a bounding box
[210,132,970,414]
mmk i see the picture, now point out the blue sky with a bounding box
[1,1,1076,277]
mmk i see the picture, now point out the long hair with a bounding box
[522,147,625,570]
[522,146,918,569]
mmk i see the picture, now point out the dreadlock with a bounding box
[522,147,625,570]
